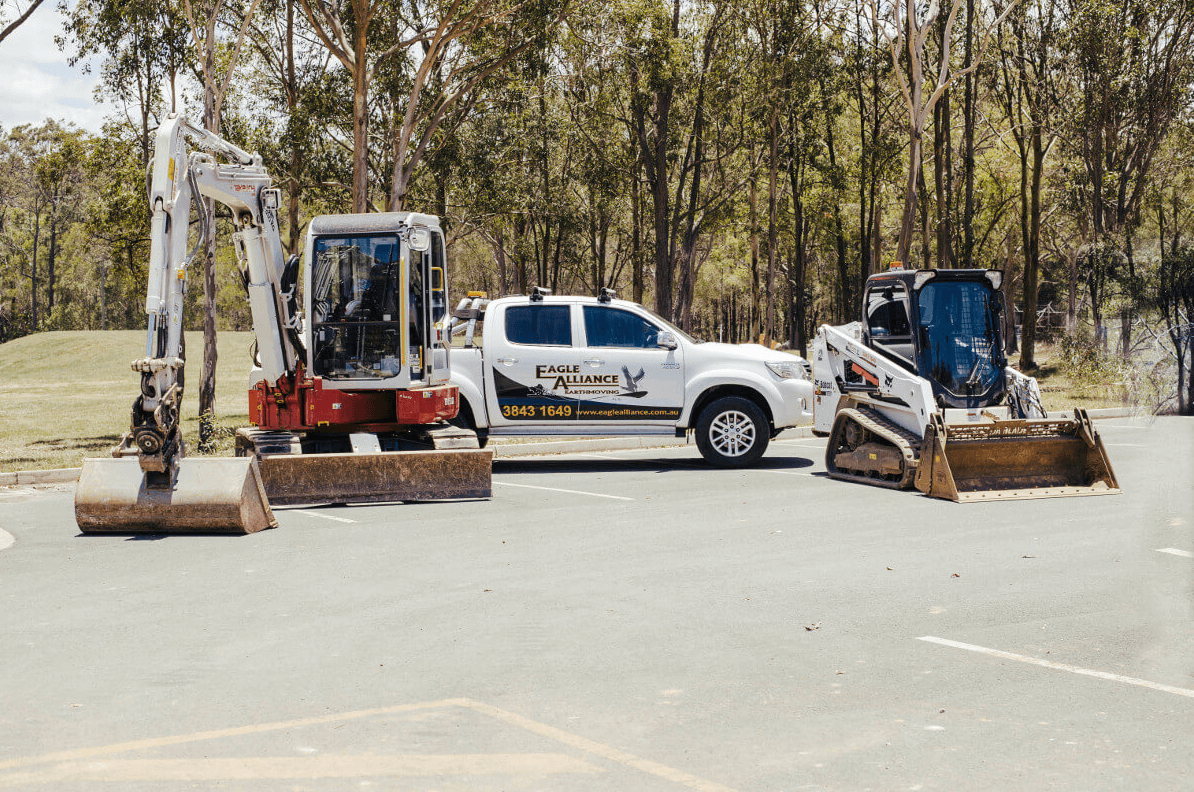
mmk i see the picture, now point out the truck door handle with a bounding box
[496,356,518,366]
[583,358,604,367]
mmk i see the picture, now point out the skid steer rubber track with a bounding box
[825,406,921,490]
[913,408,1120,502]
[75,457,276,534]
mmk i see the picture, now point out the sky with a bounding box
[1,5,105,133]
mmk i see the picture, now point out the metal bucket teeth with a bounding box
[913,409,1121,502]
[257,448,493,506]
[75,457,277,534]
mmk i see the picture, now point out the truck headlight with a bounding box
[766,360,810,381]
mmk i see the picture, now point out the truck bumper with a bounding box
[769,378,816,429]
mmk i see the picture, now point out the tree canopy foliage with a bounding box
[3,0,1194,411]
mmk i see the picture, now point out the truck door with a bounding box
[574,305,685,425]
[484,301,580,426]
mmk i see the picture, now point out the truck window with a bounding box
[583,306,660,348]
[505,305,572,346]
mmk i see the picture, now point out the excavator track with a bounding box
[825,406,922,490]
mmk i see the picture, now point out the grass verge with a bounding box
[0,330,255,473]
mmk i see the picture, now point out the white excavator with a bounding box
[74,114,491,534]
[812,266,1119,501]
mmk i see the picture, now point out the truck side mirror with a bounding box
[657,331,678,350]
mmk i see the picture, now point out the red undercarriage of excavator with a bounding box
[249,367,458,433]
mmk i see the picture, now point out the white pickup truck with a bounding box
[444,290,815,467]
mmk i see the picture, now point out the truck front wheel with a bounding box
[695,396,769,468]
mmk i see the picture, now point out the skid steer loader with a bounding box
[74,115,491,534]
[811,267,1119,502]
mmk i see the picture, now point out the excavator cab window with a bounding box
[310,234,405,380]
[865,282,916,370]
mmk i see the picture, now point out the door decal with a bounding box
[493,366,680,420]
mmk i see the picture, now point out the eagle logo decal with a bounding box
[620,366,649,398]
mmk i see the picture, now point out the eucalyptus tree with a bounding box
[993,0,1061,369]
[0,0,47,47]
[866,0,1012,267]
[1059,0,1194,354]
[59,0,191,164]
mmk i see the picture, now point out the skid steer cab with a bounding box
[811,267,1119,502]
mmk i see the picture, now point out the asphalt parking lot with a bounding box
[0,417,1191,791]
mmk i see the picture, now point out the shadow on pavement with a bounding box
[493,453,816,476]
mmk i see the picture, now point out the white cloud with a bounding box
[0,6,106,132]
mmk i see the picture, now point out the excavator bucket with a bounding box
[913,408,1120,502]
[75,457,277,534]
[256,448,493,506]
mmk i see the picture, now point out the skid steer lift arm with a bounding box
[814,323,936,435]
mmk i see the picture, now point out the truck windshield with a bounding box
[917,281,1002,397]
[310,234,403,379]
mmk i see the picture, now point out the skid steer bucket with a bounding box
[75,457,277,534]
[256,448,493,506]
[913,409,1120,502]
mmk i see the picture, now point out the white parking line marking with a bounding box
[296,511,358,524]
[775,439,826,447]
[1158,548,1194,558]
[1104,443,1144,448]
[918,636,1194,699]
[495,482,634,501]
[0,529,13,552]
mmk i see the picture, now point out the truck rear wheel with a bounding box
[695,396,769,468]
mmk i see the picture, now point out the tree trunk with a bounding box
[632,158,644,304]
[1019,123,1044,370]
[198,36,220,452]
[896,131,922,266]
[748,162,760,342]
[766,109,778,346]
[29,212,39,330]
[350,20,370,213]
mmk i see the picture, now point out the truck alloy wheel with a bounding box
[696,396,769,468]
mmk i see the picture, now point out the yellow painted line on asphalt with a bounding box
[919,636,1194,699]
[0,754,599,786]
[458,698,739,792]
[0,700,457,772]
[0,698,739,791]
[494,481,634,501]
